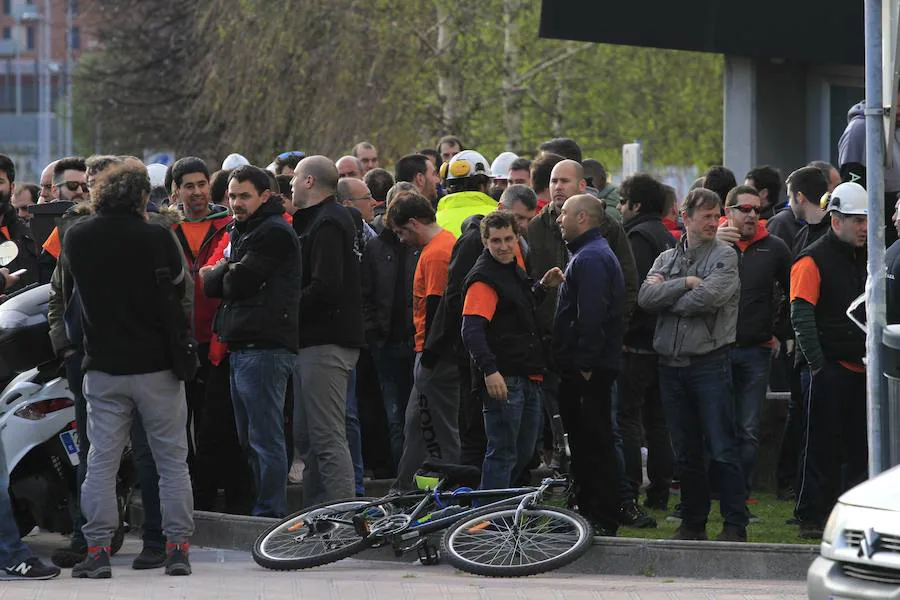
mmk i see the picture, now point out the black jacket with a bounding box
[766,206,802,252]
[0,207,38,293]
[204,197,301,352]
[553,228,625,374]
[62,210,188,375]
[462,249,545,378]
[888,238,900,325]
[623,213,676,350]
[362,226,418,346]
[796,230,867,363]
[732,230,792,346]
[792,219,831,258]
[293,197,365,349]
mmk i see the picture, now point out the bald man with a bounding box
[290,155,365,506]
[553,193,626,536]
[336,156,364,180]
[39,160,59,203]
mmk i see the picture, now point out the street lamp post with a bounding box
[36,0,52,171]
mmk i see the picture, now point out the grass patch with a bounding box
[618,492,819,545]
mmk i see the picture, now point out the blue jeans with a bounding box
[480,376,543,490]
[730,346,771,493]
[0,438,31,566]
[345,367,365,496]
[230,348,295,517]
[371,342,414,468]
[659,352,748,530]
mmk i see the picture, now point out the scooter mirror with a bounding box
[0,241,18,267]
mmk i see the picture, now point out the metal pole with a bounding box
[64,0,72,156]
[865,0,887,477]
[36,0,51,171]
[14,14,21,117]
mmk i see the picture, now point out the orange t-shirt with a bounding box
[0,226,9,243]
[42,227,61,259]
[413,229,456,352]
[790,256,864,373]
[179,221,211,259]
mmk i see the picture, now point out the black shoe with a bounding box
[590,521,618,537]
[51,541,87,568]
[799,522,824,540]
[165,543,192,576]
[132,545,167,570]
[716,524,748,542]
[672,525,708,541]
[665,502,683,523]
[0,557,61,580]
[643,496,668,511]
[71,546,112,579]
[619,501,657,528]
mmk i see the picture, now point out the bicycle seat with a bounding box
[418,460,481,488]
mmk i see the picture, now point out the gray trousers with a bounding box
[81,370,193,546]
[292,345,360,507]
[394,355,461,491]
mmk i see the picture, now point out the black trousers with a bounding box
[776,359,804,493]
[192,355,253,514]
[184,343,211,473]
[459,361,488,468]
[794,362,868,526]
[617,352,674,505]
[558,369,620,532]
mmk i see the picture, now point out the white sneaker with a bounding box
[288,459,304,484]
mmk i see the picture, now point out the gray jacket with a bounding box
[637,238,739,366]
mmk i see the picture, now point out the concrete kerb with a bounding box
[128,500,818,580]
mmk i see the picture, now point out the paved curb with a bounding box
[129,501,817,580]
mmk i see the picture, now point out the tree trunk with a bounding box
[436,3,461,134]
[502,0,523,152]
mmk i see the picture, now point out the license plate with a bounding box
[59,430,79,467]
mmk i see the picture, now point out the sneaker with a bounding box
[745,506,762,524]
[51,540,87,568]
[288,459,304,485]
[665,502,683,523]
[671,525,708,541]
[1,557,61,580]
[71,546,112,579]
[715,524,748,542]
[619,501,657,528]
[132,545,166,570]
[165,542,191,576]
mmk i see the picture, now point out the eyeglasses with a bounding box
[729,204,761,214]
[59,181,89,193]
[349,194,373,202]
[277,150,305,160]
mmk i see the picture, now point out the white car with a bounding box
[808,465,900,599]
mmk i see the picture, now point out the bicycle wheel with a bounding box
[441,504,592,577]
[253,497,389,570]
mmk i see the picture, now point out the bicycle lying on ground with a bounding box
[252,460,592,577]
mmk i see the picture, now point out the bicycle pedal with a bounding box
[417,541,440,566]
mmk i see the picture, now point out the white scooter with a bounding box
[0,241,132,549]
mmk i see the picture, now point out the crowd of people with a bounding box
[0,121,886,580]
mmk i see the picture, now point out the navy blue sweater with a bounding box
[552,227,625,374]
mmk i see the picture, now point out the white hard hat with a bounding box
[446,150,492,180]
[146,163,168,189]
[826,182,868,215]
[222,153,250,170]
[490,152,518,181]
[265,161,277,173]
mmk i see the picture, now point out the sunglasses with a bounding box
[59,181,89,193]
[277,151,305,160]
[729,204,761,214]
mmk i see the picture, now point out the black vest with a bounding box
[623,214,676,349]
[796,230,866,363]
[464,250,545,377]
[215,198,301,352]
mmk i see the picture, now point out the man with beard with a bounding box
[0,154,38,293]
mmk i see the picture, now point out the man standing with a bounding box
[395,154,441,206]
[791,182,868,539]
[438,135,463,163]
[64,166,194,577]
[507,158,532,187]
[638,188,747,542]
[618,174,676,514]
[38,160,59,202]
[201,166,300,518]
[0,154,38,292]
[716,185,791,510]
[435,150,498,237]
[499,185,538,234]
[53,157,89,204]
[743,166,783,221]
[352,142,380,173]
[336,156,364,180]
[291,156,365,506]
[461,211,563,490]
[387,191,459,490]
[170,157,232,467]
[554,194,626,536]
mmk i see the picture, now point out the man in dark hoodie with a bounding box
[0,154,38,292]
[291,156,365,507]
[169,157,232,468]
[201,166,300,518]
[838,94,900,246]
